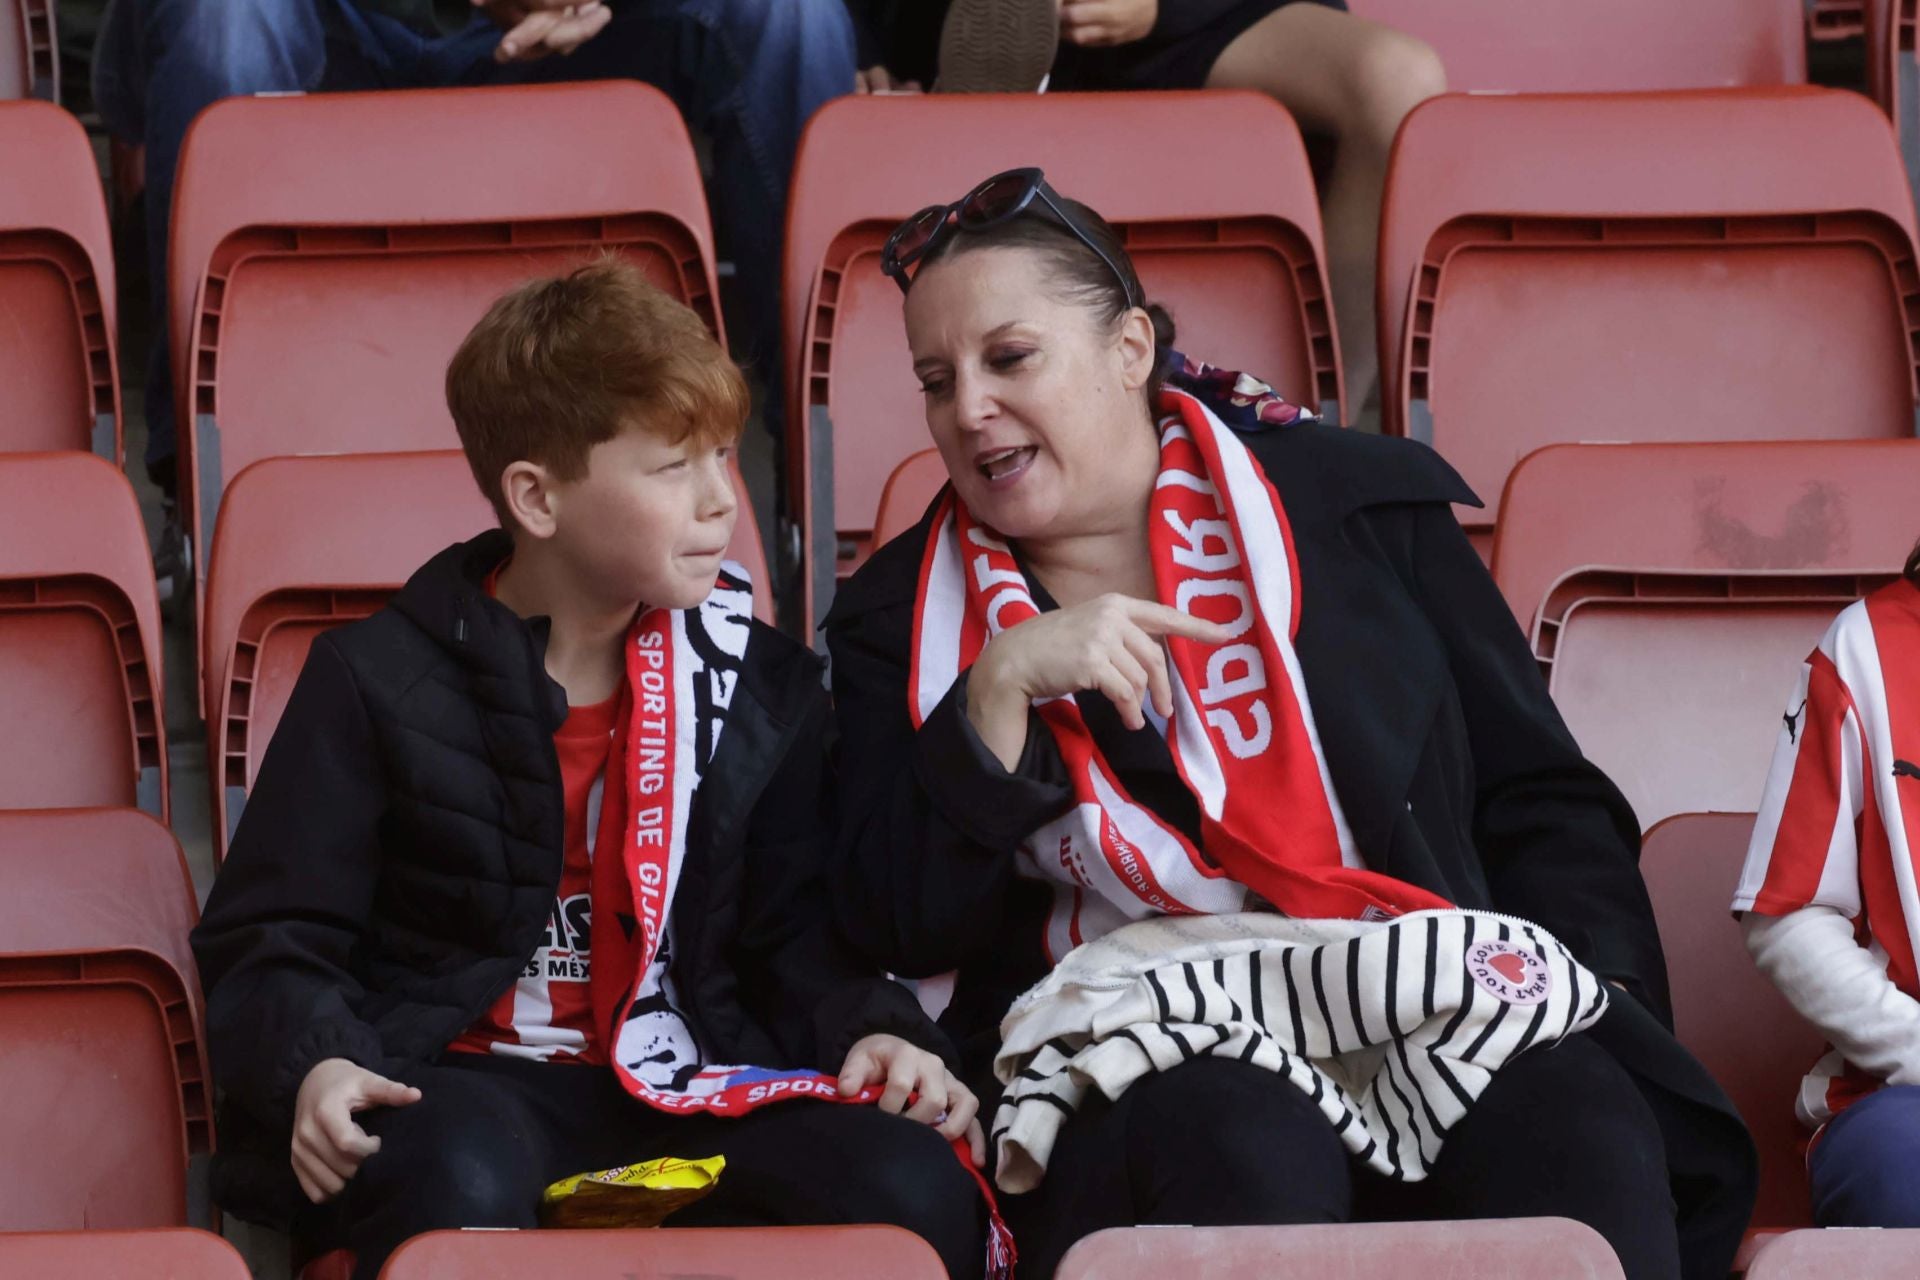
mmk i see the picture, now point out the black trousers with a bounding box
[1001,1032,1679,1280]
[302,1054,985,1280]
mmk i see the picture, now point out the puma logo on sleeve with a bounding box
[1895,759,1920,782]
[1783,700,1808,744]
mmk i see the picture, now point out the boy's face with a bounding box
[547,424,740,611]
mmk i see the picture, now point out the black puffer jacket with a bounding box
[193,529,943,1225]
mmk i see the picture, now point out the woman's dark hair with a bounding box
[1907,537,1920,585]
[916,196,1178,403]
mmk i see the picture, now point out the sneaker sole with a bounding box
[935,0,1059,94]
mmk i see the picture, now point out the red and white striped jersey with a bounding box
[1732,577,1920,1125]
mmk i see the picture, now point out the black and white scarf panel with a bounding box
[990,910,1609,1193]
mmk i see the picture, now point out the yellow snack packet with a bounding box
[539,1155,726,1229]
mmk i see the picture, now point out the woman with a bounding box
[825,170,1755,1279]
[1736,542,1920,1227]
[920,0,1445,413]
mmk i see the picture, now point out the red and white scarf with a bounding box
[587,565,1013,1276]
[910,386,1449,961]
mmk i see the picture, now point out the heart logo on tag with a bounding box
[1466,939,1550,1006]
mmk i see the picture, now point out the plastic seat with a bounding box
[202,451,770,861]
[0,99,120,457]
[0,808,210,1230]
[1344,0,1803,92]
[871,449,948,550]
[1745,1227,1920,1276]
[784,91,1339,630]
[379,1226,948,1279]
[1378,88,1920,549]
[0,1229,249,1278]
[1493,440,1920,829]
[0,453,167,818]
[1056,1219,1625,1279]
[0,0,56,101]
[1642,814,1825,1236]
[1864,0,1919,197]
[169,80,724,639]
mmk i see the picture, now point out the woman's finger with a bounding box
[496,10,561,60]
[967,1117,989,1168]
[877,1052,917,1115]
[1128,599,1235,645]
[1119,625,1174,718]
[838,1043,878,1095]
[937,1083,978,1143]
[550,4,611,54]
[1096,657,1148,731]
[904,1068,948,1125]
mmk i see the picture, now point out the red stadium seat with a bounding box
[379,1226,948,1279]
[0,809,210,1230]
[1642,814,1824,1237]
[0,0,56,101]
[1344,0,1803,92]
[0,1229,249,1279]
[784,91,1339,630]
[168,81,724,638]
[1493,440,1920,829]
[0,453,168,818]
[1378,88,1920,550]
[1809,0,1870,41]
[0,100,119,457]
[872,449,948,550]
[1865,0,1919,193]
[203,451,769,861]
[1745,1227,1920,1276]
[1056,1219,1625,1279]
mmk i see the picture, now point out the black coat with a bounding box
[194,529,942,1226]
[825,424,1757,1279]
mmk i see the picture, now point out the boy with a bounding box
[191,260,987,1279]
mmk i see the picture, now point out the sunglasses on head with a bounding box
[880,167,1141,309]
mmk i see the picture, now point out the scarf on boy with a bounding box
[583,565,1012,1276]
[908,357,1451,963]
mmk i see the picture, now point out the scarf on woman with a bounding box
[909,357,1450,962]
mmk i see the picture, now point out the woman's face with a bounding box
[903,246,1157,542]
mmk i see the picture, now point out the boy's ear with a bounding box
[500,460,560,540]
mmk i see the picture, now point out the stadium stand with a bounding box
[0,1228,249,1279]
[200,450,770,863]
[784,90,1339,631]
[167,80,726,636]
[0,99,120,458]
[0,0,56,102]
[378,1226,949,1279]
[871,448,947,550]
[1054,1219,1626,1279]
[1344,0,1805,93]
[1745,1226,1920,1276]
[0,808,209,1230]
[1866,0,1920,184]
[1378,88,1920,552]
[1492,440,1920,830]
[0,453,167,818]
[1641,813,1824,1246]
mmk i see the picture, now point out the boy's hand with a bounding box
[838,1033,987,1166]
[291,1058,422,1204]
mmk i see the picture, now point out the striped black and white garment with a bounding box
[990,909,1609,1193]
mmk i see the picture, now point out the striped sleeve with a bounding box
[1733,604,1870,918]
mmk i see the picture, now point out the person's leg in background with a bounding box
[466,0,858,426]
[1807,1084,1920,1226]
[1206,4,1444,423]
[1359,1033,1681,1280]
[91,0,331,596]
[1002,1056,1355,1279]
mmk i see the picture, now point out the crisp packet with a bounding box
[539,1155,726,1229]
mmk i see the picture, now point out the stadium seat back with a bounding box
[0,1,56,102]
[0,809,209,1231]
[380,1225,948,1279]
[785,91,1338,629]
[872,449,948,550]
[1745,1227,1920,1277]
[1641,813,1824,1230]
[1494,440,1920,828]
[1345,0,1804,92]
[0,454,166,817]
[0,100,118,456]
[170,82,723,632]
[1380,90,1920,540]
[1056,1219,1625,1279]
[0,1229,251,1279]
[204,452,767,860]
